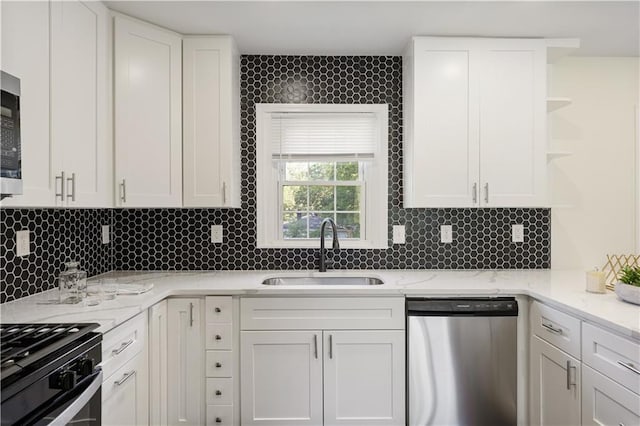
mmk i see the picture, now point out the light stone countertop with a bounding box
[1,269,639,340]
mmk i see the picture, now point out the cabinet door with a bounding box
[149,300,168,426]
[404,37,480,207]
[0,1,58,207]
[102,351,149,426]
[183,37,240,208]
[478,39,546,207]
[530,336,581,425]
[582,364,640,426]
[50,0,111,207]
[168,298,204,425]
[241,331,323,426]
[323,330,405,426]
[114,16,182,207]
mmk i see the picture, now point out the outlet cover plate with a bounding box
[211,225,223,244]
[440,225,453,244]
[512,224,525,243]
[102,225,110,244]
[392,225,405,244]
[16,230,30,257]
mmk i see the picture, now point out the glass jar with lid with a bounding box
[58,261,87,304]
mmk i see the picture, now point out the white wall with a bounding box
[549,57,639,269]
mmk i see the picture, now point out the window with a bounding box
[256,104,388,248]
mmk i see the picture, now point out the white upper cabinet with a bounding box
[50,0,111,207]
[404,37,547,208]
[1,1,57,207]
[114,15,182,207]
[183,37,241,208]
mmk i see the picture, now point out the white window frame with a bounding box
[256,103,389,249]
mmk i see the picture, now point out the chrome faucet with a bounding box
[319,218,340,272]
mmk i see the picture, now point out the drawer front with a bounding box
[206,324,233,350]
[101,313,146,379]
[241,297,405,330]
[206,297,233,323]
[583,322,640,394]
[206,378,233,405]
[582,365,640,426]
[206,351,233,377]
[206,405,233,426]
[530,301,581,359]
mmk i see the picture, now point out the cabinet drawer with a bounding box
[206,324,233,350]
[101,313,146,379]
[241,297,405,330]
[582,365,640,425]
[206,405,233,426]
[102,353,146,426]
[206,351,233,377]
[206,296,233,323]
[583,322,640,394]
[530,301,581,359]
[206,378,233,405]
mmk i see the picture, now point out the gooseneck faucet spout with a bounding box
[319,218,340,272]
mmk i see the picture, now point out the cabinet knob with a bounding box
[215,417,222,423]
[215,390,222,396]
[215,362,222,368]
[215,334,222,341]
[214,307,221,313]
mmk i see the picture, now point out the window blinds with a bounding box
[271,112,378,160]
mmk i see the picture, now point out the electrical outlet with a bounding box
[440,225,453,244]
[392,225,405,244]
[102,225,110,244]
[211,225,223,244]
[512,224,525,243]
[16,230,30,257]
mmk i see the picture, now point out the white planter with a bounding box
[615,282,640,305]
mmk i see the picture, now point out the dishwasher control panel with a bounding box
[406,297,518,316]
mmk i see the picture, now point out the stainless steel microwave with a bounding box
[1,71,22,197]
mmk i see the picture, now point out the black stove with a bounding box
[1,323,102,425]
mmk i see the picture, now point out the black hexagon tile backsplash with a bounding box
[0,55,550,303]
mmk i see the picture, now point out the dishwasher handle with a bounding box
[407,297,518,316]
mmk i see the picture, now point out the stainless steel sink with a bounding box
[261,276,384,286]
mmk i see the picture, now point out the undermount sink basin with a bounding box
[261,276,384,286]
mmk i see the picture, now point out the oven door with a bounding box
[22,370,102,426]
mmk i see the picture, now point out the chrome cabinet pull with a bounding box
[112,339,134,355]
[215,418,222,424]
[222,181,226,205]
[215,390,222,396]
[55,171,66,201]
[215,362,222,368]
[329,334,333,359]
[618,361,640,375]
[214,307,221,313]
[114,370,136,386]
[566,361,576,390]
[66,172,76,202]
[313,334,318,359]
[484,183,489,204]
[189,302,194,327]
[542,322,563,335]
[215,334,222,341]
[472,182,478,204]
[119,179,126,203]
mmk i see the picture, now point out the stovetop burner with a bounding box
[0,323,99,381]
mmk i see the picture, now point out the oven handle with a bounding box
[48,370,102,426]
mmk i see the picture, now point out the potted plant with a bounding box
[615,266,640,305]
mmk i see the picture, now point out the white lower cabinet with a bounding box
[582,364,640,426]
[323,330,405,426]
[101,313,149,426]
[241,331,324,426]
[102,352,149,426]
[149,300,169,426]
[240,297,405,426]
[167,298,204,425]
[530,335,581,426]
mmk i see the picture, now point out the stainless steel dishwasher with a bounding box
[407,297,518,426]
